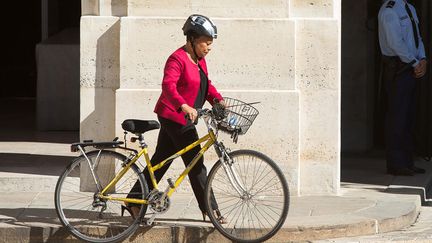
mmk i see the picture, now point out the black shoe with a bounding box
[387,167,414,176]
[410,166,426,174]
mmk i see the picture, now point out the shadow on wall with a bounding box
[111,0,128,16]
[80,20,121,142]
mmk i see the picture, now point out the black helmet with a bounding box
[182,14,217,39]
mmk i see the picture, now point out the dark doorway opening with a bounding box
[0,0,81,143]
[412,0,432,159]
[1,2,41,98]
[342,0,432,154]
[341,0,432,185]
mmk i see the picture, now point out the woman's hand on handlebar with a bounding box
[212,99,228,120]
[219,100,227,109]
[181,104,198,122]
[214,98,227,108]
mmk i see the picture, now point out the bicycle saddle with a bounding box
[121,119,160,134]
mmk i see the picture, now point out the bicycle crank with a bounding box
[147,190,171,214]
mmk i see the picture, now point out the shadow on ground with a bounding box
[0,98,78,144]
[341,150,394,186]
[0,153,72,176]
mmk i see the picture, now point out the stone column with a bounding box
[80,16,120,191]
[79,0,341,195]
[292,0,341,195]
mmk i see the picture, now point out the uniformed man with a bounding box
[378,0,427,176]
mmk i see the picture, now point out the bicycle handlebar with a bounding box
[184,107,224,123]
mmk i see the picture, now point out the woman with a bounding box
[125,14,226,223]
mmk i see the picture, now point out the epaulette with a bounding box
[386,1,395,8]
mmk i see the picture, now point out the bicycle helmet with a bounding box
[182,14,217,39]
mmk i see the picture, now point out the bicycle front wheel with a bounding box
[55,150,148,243]
[205,150,289,243]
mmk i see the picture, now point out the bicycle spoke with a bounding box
[253,179,284,196]
[216,197,241,206]
[206,150,289,242]
[55,151,148,243]
[249,165,275,193]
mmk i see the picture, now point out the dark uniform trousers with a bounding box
[382,56,417,170]
[128,116,218,213]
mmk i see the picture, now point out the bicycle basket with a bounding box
[217,97,259,135]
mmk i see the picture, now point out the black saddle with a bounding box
[121,119,160,134]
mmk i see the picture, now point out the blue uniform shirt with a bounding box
[378,0,426,67]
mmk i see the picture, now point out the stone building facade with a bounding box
[80,0,341,195]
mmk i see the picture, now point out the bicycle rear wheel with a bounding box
[55,150,148,243]
[205,150,289,243]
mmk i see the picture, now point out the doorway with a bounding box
[342,0,432,155]
[341,0,432,184]
[0,0,81,142]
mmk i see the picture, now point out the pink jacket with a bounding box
[154,47,223,125]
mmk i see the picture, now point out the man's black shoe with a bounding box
[410,166,426,174]
[387,167,414,176]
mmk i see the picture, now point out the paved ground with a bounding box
[0,182,423,242]
[316,206,432,243]
[0,140,429,242]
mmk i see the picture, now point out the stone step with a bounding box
[0,190,421,243]
[385,159,432,206]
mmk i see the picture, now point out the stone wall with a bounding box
[80,0,341,195]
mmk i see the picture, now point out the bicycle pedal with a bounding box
[143,216,157,226]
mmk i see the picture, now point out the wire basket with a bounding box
[217,97,259,135]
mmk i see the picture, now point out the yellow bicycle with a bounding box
[54,97,289,243]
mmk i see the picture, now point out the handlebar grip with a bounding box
[184,114,199,125]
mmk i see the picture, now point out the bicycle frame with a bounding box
[97,129,218,205]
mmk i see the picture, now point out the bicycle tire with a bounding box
[205,150,289,243]
[55,150,148,243]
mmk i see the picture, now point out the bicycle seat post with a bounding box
[137,134,147,148]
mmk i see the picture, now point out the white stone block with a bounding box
[289,0,334,18]
[81,0,99,15]
[295,19,339,90]
[295,19,340,195]
[80,16,121,141]
[119,17,295,90]
[300,160,339,195]
[119,18,185,89]
[299,90,340,195]
[115,89,300,194]
[81,16,121,88]
[208,19,295,90]
[128,0,191,17]
[100,0,128,16]
[80,87,117,141]
[191,0,289,18]
[127,0,289,18]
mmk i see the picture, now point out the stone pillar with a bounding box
[80,16,120,191]
[293,0,341,195]
[80,16,120,141]
[79,0,341,195]
[81,0,99,15]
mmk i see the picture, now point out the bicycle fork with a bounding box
[214,143,248,197]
